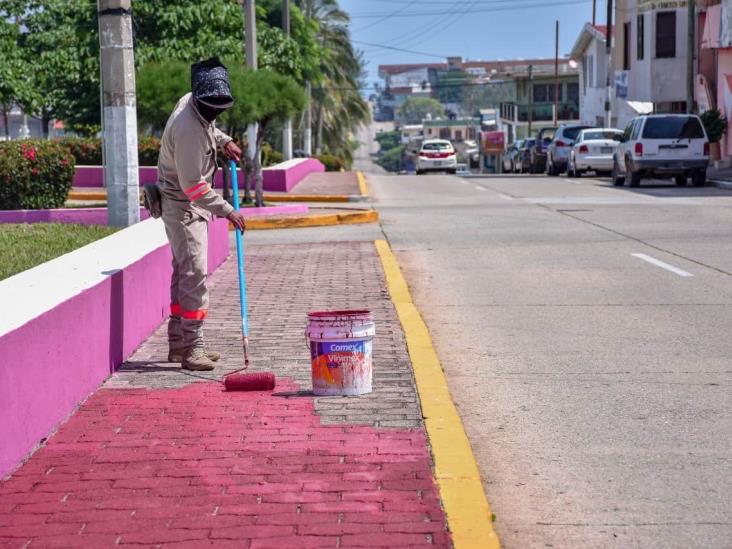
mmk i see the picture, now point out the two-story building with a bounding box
[614,0,692,114]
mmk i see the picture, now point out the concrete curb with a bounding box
[710,179,732,190]
[374,239,500,549]
[231,209,379,230]
[357,171,369,197]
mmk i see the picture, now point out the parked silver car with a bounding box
[546,124,594,176]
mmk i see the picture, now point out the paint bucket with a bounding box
[305,310,374,396]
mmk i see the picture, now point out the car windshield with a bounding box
[583,130,622,141]
[642,117,705,139]
[562,126,592,141]
[540,129,556,140]
[422,142,453,151]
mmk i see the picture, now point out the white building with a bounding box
[571,22,651,130]
[614,0,692,113]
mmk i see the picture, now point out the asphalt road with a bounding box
[359,167,732,548]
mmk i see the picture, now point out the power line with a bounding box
[348,0,593,18]
[352,41,447,59]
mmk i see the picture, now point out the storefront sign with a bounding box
[481,131,505,154]
[638,0,687,13]
[615,71,629,100]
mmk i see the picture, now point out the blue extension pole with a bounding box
[230,160,250,367]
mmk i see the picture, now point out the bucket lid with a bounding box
[307,309,373,321]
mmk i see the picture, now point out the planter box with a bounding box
[73,158,325,193]
[0,217,229,478]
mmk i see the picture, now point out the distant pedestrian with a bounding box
[155,57,246,371]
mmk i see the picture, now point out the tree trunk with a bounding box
[1,104,9,140]
[42,110,50,139]
[254,122,266,207]
[242,129,253,203]
[315,101,324,155]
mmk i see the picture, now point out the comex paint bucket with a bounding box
[305,310,375,396]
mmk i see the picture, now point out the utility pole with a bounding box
[303,0,313,156]
[98,0,139,228]
[282,0,293,159]
[243,0,258,169]
[605,0,614,127]
[687,0,695,113]
[592,0,596,26]
[554,20,559,126]
[528,64,533,137]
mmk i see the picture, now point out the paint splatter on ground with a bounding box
[0,380,450,547]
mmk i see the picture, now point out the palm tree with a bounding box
[295,0,369,166]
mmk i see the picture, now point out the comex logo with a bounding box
[329,343,361,352]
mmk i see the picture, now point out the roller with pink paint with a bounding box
[305,310,374,396]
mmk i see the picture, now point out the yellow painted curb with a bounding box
[67,191,355,203]
[375,239,499,549]
[357,171,369,197]
[231,209,379,230]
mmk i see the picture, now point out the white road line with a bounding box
[460,180,471,185]
[631,253,694,277]
[562,178,582,185]
[497,193,513,200]
[474,186,486,191]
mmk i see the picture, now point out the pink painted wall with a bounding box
[718,49,732,160]
[73,158,325,193]
[0,218,229,478]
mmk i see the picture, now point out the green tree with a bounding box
[136,61,190,133]
[219,68,305,206]
[397,97,445,125]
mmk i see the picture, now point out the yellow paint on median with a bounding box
[232,210,379,230]
[357,171,369,197]
[375,239,499,549]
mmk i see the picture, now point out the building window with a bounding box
[439,128,450,139]
[567,82,579,103]
[467,127,476,139]
[533,84,560,103]
[656,11,676,58]
[588,55,594,88]
[637,14,644,60]
[623,22,631,70]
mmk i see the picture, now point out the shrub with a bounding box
[316,153,345,172]
[58,137,102,165]
[700,109,728,143]
[0,141,76,210]
[138,136,161,166]
[375,146,404,173]
[261,143,284,167]
[57,136,161,166]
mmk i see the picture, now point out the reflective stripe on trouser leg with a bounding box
[162,204,209,352]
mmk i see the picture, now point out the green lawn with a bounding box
[0,223,118,281]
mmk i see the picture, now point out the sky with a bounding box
[339,0,607,91]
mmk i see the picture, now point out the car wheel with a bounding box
[692,170,706,187]
[575,163,582,178]
[416,170,423,175]
[675,175,687,186]
[629,170,642,187]
[448,169,457,175]
[611,160,625,186]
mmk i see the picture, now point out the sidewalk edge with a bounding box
[357,171,369,197]
[237,210,379,230]
[374,239,499,549]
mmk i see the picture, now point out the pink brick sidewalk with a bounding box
[0,242,451,547]
[0,381,447,547]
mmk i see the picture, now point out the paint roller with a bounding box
[223,159,276,392]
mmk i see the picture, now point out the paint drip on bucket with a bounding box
[305,310,374,396]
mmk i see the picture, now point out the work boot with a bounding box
[181,348,216,371]
[168,348,220,363]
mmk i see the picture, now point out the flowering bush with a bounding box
[58,136,161,166]
[0,141,76,210]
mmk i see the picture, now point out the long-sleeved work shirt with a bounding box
[157,92,234,220]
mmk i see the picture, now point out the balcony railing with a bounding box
[501,102,579,123]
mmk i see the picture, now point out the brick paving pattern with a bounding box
[0,241,449,547]
[111,242,421,429]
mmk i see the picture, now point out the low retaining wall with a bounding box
[0,217,229,478]
[0,205,307,225]
[74,158,325,193]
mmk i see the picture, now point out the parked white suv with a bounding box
[612,114,709,187]
[416,139,457,175]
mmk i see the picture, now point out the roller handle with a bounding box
[230,160,249,338]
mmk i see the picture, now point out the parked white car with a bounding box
[416,139,457,175]
[567,128,623,177]
[612,114,709,187]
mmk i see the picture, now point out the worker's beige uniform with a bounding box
[157,92,234,354]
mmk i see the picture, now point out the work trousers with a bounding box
[161,198,209,353]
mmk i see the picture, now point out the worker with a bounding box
[155,57,246,371]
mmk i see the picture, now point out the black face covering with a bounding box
[195,100,226,122]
